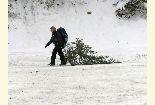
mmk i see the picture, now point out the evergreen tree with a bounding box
[64,38,121,66]
[115,0,147,19]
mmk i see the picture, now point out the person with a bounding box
[45,26,66,66]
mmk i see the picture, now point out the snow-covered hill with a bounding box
[8,0,147,61]
[8,1,147,104]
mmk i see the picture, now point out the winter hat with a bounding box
[50,26,56,30]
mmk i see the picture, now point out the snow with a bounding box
[9,0,147,104]
[9,52,147,105]
[8,0,147,59]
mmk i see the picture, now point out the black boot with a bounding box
[49,56,55,66]
[48,63,55,66]
[60,58,67,65]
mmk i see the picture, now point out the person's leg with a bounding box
[57,45,66,65]
[50,46,58,65]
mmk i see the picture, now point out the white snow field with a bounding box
[9,52,147,105]
[9,0,147,105]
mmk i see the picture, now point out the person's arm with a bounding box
[45,37,53,48]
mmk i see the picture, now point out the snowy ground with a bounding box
[8,0,147,104]
[8,52,147,105]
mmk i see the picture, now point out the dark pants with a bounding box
[51,44,65,65]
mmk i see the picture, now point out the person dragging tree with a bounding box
[45,26,68,66]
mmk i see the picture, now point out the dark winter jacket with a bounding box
[45,30,64,47]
